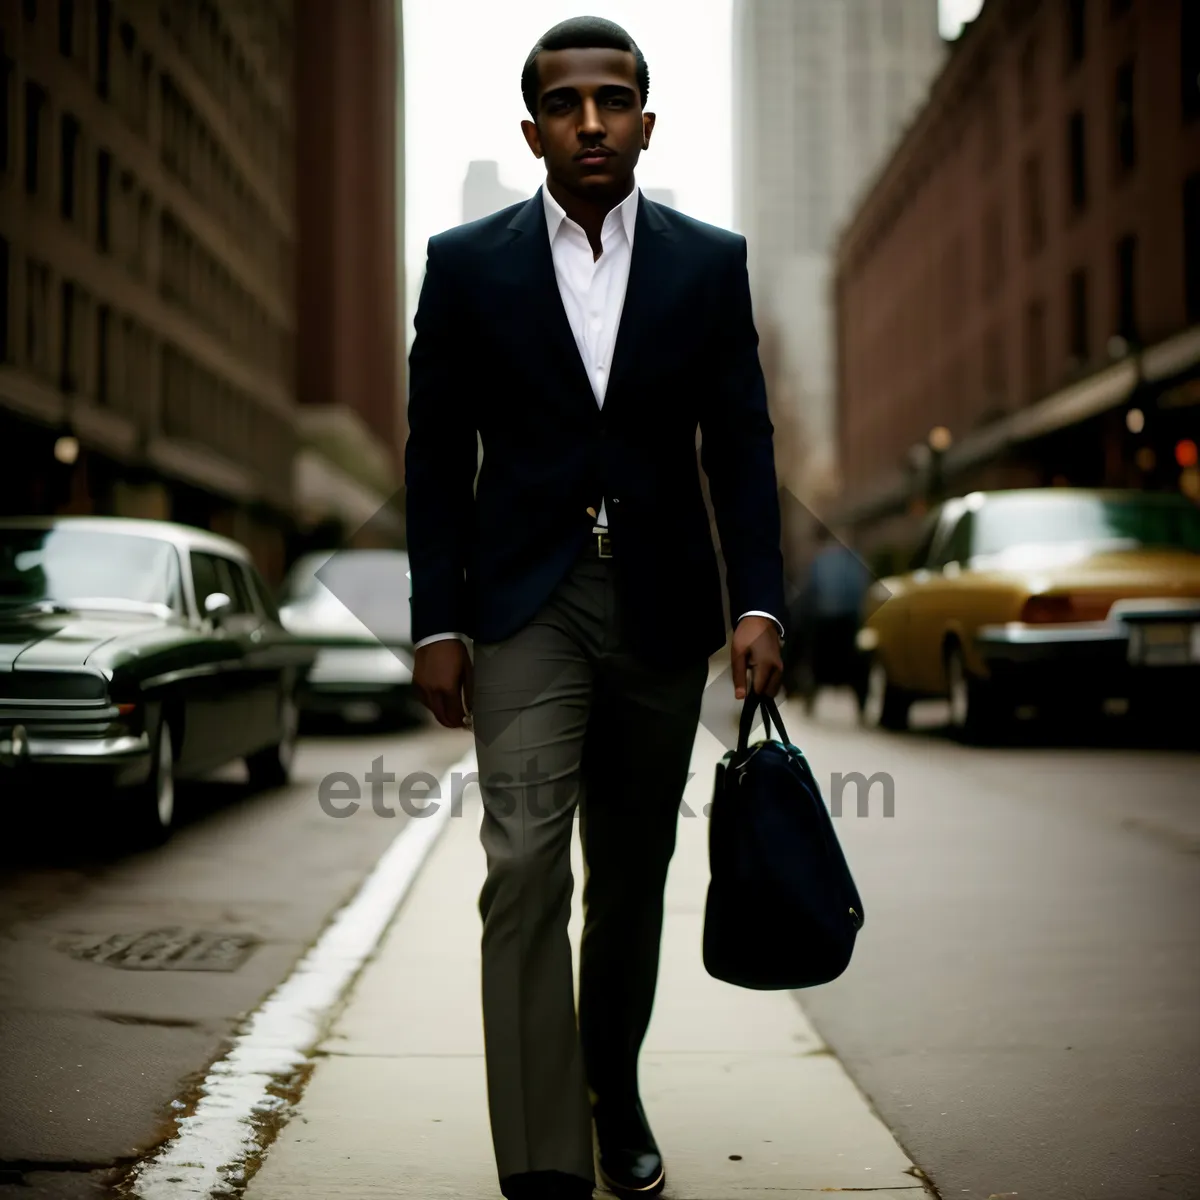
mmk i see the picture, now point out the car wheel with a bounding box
[246,690,298,790]
[859,654,910,731]
[945,643,1005,743]
[124,717,176,847]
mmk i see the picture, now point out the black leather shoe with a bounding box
[593,1098,665,1198]
[499,1169,595,1199]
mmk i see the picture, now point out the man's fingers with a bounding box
[430,690,463,729]
[731,647,748,699]
[760,662,783,698]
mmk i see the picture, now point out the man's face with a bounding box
[521,47,654,200]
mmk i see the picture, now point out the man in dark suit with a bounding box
[405,16,786,1200]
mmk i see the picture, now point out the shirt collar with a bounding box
[542,181,640,248]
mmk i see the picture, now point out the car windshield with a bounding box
[972,494,1200,558]
[0,527,183,613]
[280,551,411,640]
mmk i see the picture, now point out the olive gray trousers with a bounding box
[469,549,708,1185]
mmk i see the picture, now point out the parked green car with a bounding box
[0,517,315,845]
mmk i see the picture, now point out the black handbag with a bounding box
[702,691,865,990]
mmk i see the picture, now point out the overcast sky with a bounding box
[400,0,985,339]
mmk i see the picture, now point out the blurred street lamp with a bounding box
[1181,467,1200,501]
[928,425,953,452]
[1125,407,1145,434]
[54,436,79,465]
[1135,446,1156,473]
[1177,439,1199,469]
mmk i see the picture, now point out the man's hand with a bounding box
[731,615,783,700]
[413,640,474,729]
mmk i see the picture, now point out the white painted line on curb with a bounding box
[124,748,479,1200]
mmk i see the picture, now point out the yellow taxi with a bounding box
[856,488,1200,739]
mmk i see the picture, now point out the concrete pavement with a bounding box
[243,700,931,1200]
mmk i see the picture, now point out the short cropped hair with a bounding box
[521,16,650,119]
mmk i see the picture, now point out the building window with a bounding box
[96,304,110,404]
[982,206,1004,298]
[0,55,12,175]
[1186,174,1200,322]
[1019,37,1039,125]
[60,114,80,221]
[59,0,76,58]
[983,324,1006,411]
[96,149,111,250]
[60,280,77,392]
[1026,299,1046,402]
[1022,155,1045,256]
[1184,1,1200,122]
[24,82,45,196]
[979,83,1001,173]
[1067,111,1087,214]
[882,2,903,43]
[25,261,50,377]
[1066,0,1085,69]
[1068,269,1089,362]
[1115,59,1135,176]
[0,237,9,364]
[1115,235,1137,342]
[96,0,113,98]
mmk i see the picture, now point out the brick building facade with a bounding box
[0,0,406,582]
[831,0,1200,562]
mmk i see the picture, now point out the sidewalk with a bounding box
[243,694,927,1200]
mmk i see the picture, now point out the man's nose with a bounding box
[578,97,605,137]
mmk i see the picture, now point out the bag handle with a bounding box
[736,690,791,753]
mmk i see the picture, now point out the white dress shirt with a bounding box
[413,183,782,648]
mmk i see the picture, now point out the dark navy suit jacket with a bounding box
[404,188,786,668]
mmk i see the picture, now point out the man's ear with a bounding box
[521,119,544,159]
[642,111,656,149]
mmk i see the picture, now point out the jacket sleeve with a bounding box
[404,237,479,643]
[698,235,787,630]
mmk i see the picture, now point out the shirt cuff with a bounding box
[737,610,785,640]
[413,632,469,649]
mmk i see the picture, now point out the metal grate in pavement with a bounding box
[54,927,259,971]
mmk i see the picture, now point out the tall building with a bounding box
[0,0,406,579]
[294,0,406,550]
[0,0,298,580]
[832,0,1200,561]
[461,159,526,224]
[733,0,945,514]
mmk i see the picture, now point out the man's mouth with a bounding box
[575,147,615,163]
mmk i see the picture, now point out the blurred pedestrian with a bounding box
[404,17,786,1200]
[787,527,871,713]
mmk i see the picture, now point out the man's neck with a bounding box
[547,175,635,259]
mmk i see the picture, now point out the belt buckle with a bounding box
[595,529,612,559]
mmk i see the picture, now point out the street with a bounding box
[0,691,1197,1199]
[0,716,467,1199]
[795,691,1200,1200]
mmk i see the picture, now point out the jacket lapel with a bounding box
[505,191,598,418]
[606,195,678,405]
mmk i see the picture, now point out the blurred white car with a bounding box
[278,549,416,725]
